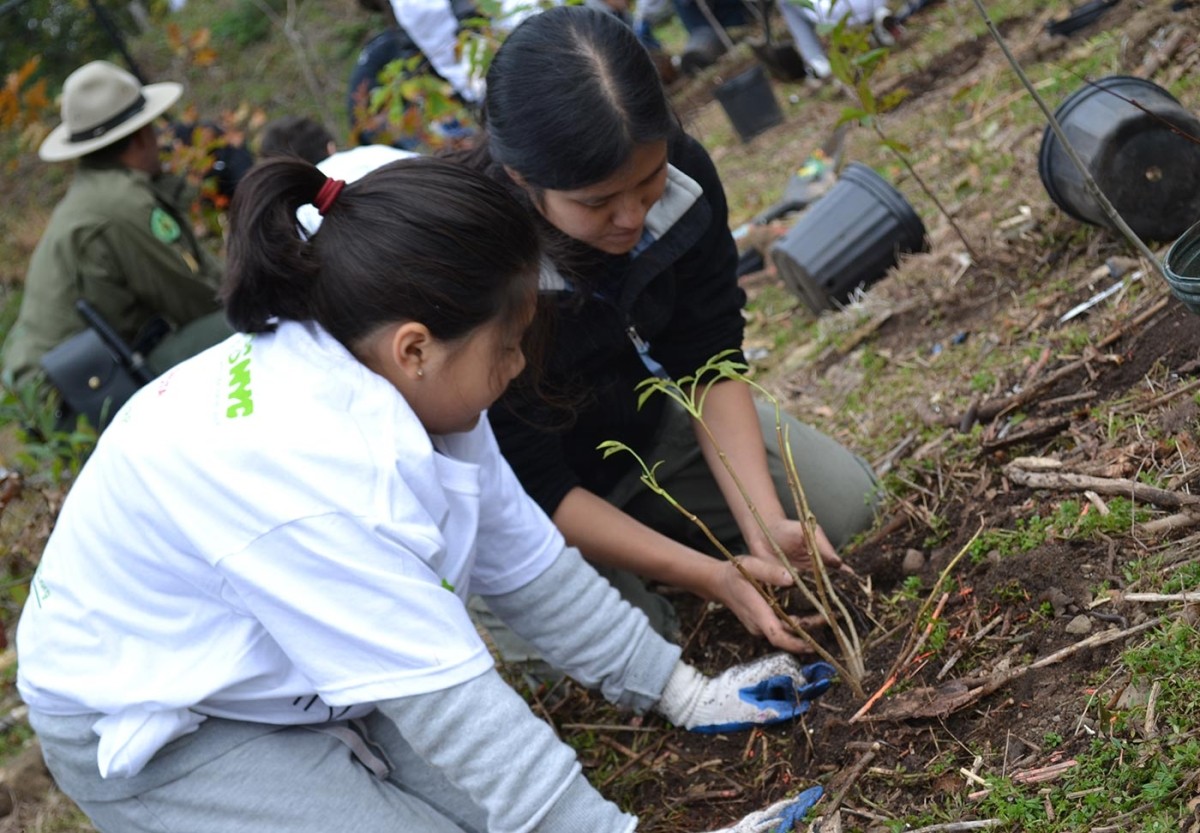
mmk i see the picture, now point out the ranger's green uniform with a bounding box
[2,163,227,387]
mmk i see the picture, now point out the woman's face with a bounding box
[532,141,669,255]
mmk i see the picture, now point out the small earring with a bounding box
[417,367,424,378]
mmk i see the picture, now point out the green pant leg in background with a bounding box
[615,398,880,555]
[147,311,234,375]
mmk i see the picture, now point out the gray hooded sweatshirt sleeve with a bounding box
[376,547,682,832]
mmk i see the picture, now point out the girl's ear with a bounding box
[389,322,433,380]
[503,165,528,188]
[503,165,547,214]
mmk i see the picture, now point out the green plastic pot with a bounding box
[1164,218,1200,315]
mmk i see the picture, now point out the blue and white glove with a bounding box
[703,786,824,833]
[655,655,835,734]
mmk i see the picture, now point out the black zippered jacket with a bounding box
[489,133,747,516]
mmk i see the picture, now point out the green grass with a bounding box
[967,498,1150,564]
[892,616,1200,833]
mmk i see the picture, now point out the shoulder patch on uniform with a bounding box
[150,207,181,243]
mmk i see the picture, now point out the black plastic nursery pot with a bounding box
[749,38,809,82]
[1164,218,1200,314]
[713,64,784,143]
[1038,75,1200,241]
[769,162,927,314]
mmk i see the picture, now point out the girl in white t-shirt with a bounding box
[17,155,833,832]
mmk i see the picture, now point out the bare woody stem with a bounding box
[714,377,865,670]
[654,486,858,682]
[688,381,867,695]
[777,419,866,683]
[871,120,980,263]
[967,0,1167,281]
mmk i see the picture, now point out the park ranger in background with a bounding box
[2,60,230,389]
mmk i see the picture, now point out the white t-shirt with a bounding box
[802,0,889,25]
[387,0,620,102]
[16,321,563,777]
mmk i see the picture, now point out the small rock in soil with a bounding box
[1064,614,1093,635]
[902,548,925,574]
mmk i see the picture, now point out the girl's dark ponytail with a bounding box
[219,155,541,356]
[222,157,326,333]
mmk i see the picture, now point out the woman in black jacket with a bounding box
[460,5,879,653]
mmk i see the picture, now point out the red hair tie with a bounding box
[313,177,346,216]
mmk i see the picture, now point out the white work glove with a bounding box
[655,655,835,734]
[703,786,824,833]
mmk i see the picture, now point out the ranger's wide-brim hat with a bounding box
[39,61,182,162]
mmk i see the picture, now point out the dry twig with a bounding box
[824,742,880,816]
[1005,459,1200,511]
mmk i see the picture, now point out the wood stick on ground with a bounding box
[865,618,1164,722]
[597,734,638,760]
[1027,617,1162,671]
[1166,464,1200,491]
[849,673,897,724]
[1138,510,1200,536]
[902,820,1002,833]
[1013,759,1078,784]
[824,742,880,816]
[1097,296,1171,349]
[1020,346,1052,390]
[666,788,741,808]
[937,614,1003,681]
[1145,680,1160,738]
[873,431,919,476]
[968,760,1077,800]
[944,357,1089,428]
[1139,25,1188,78]
[1005,466,1200,511]
[980,416,1071,452]
[1034,390,1097,411]
[899,592,950,678]
[1113,377,1200,416]
[598,736,661,790]
[1121,592,1200,603]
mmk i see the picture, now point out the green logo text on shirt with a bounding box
[226,338,254,419]
[150,207,182,243]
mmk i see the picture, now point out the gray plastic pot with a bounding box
[770,162,927,314]
[1164,218,1200,314]
[713,64,784,143]
[1038,75,1200,241]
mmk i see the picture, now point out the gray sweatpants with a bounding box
[30,711,476,833]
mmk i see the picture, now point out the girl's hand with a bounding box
[701,786,824,833]
[751,518,852,576]
[655,656,834,733]
[710,557,820,654]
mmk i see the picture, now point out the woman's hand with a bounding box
[750,518,852,576]
[709,557,823,654]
